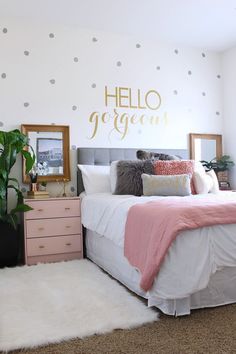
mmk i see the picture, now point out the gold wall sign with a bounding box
[88,86,168,140]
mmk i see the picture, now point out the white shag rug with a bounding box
[0,259,158,352]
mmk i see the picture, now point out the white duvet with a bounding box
[81,192,236,299]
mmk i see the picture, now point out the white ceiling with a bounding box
[1,0,236,52]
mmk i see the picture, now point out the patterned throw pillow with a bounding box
[154,160,195,194]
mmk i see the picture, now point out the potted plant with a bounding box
[39,181,47,191]
[0,129,35,267]
[201,155,234,190]
[201,155,234,172]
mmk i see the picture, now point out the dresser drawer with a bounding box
[25,199,80,219]
[26,217,81,238]
[27,235,82,256]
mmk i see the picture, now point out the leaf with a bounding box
[7,214,18,230]
[21,148,36,174]
[8,177,20,188]
[11,203,33,214]
[0,170,7,180]
[0,129,36,225]
[7,184,20,193]
[0,181,7,199]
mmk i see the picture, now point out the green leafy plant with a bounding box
[0,129,35,229]
[40,181,47,187]
[201,155,235,172]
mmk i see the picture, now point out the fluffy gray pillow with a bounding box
[114,160,154,196]
[136,150,181,161]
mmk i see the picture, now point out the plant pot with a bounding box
[0,221,19,268]
[216,170,229,182]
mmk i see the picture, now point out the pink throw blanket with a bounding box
[124,197,236,291]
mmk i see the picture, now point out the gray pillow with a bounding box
[136,150,181,161]
[141,173,191,196]
[114,160,154,196]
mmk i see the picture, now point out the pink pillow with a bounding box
[154,160,196,194]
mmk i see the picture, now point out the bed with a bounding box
[77,147,236,316]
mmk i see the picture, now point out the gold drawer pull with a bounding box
[38,209,44,212]
[65,207,71,210]
[38,227,44,231]
[39,245,45,249]
[65,242,71,246]
[65,225,71,228]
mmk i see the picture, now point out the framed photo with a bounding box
[36,138,63,175]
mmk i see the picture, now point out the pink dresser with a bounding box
[24,197,83,265]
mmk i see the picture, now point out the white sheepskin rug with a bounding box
[0,259,158,351]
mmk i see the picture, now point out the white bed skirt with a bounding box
[86,229,236,316]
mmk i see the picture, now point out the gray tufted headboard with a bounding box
[77,147,189,195]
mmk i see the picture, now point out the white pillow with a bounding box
[193,169,219,194]
[194,160,206,174]
[207,169,220,193]
[78,164,111,194]
[110,161,119,193]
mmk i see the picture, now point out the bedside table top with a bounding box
[24,196,80,202]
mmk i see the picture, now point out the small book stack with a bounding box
[27,191,50,199]
[219,181,231,190]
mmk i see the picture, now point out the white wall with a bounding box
[222,46,236,189]
[0,19,223,197]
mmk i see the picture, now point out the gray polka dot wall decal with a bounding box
[173,90,178,95]
[138,129,142,134]
[117,61,122,67]
[91,83,96,88]
[136,43,141,48]
[1,73,6,79]
[24,50,30,56]
[2,28,8,34]
[72,105,77,111]
[174,49,179,54]
[49,79,56,84]
[0,121,3,127]
[24,102,29,107]
[92,37,98,42]
[49,33,55,38]
[156,66,160,70]
[202,53,206,57]
[71,145,77,150]
[202,92,206,96]
[70,186,75,192]
[73,57,79,62]
[216,111,220,115]
[188,70,192,75]
[217,74,221,79]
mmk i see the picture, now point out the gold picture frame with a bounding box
[21,124,70,183]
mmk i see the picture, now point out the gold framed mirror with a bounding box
[189,133,222,161]
[21,124,70,183]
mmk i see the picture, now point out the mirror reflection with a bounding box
[28,131,64,176]
[194,138,216,161]
[21,124,70,183]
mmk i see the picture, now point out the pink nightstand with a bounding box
[24,197,83,265]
